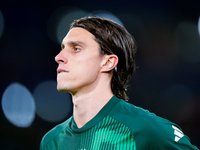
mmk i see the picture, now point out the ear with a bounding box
[101,54,118,73]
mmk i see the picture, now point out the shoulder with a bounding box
[109,98,157,126]
[109,98,165,136]
[146,117,198,149]
[109,98,198,149]
[40,117,72,149]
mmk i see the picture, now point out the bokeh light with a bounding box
[175,21,200,64]
[198,16,200,36]
[0,10,4,39]
[47,7,88,44]
[90,10,124,27]
[1,82,35,128]
[33,80,72,123]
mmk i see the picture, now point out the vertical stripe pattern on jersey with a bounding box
[80,116,136,150]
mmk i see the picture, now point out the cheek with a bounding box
[81,58,101,72]
[75,53,102,74]
[77,59,100,78]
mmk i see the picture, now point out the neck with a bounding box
[72,76,113,128]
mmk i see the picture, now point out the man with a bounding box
[40,16,198,149]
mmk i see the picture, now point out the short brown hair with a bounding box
[70,16,137,101]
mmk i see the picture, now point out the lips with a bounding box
[57,68,69,74]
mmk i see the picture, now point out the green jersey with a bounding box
[40,96,198,150]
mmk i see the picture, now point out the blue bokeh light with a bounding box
[198,16,200,36]
[33,80,72,123]
[1,82,35,128]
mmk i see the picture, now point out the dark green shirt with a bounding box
[40,96,198,150]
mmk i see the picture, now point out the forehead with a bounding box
[62,27,96,44]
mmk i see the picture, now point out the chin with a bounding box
[57,88,68,92]
[57,85,66,92]
[57,86,73,93]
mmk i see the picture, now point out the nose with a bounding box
[55,51,66,64]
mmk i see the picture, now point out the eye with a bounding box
[60,44,65,51]
[73,46,81,52]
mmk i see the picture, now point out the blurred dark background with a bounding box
[0,0,200,149]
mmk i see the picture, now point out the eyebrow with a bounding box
[61,41,86,49]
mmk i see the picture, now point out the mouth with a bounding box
[57,68,69,74]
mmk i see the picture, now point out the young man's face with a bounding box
[55,27,104,95]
